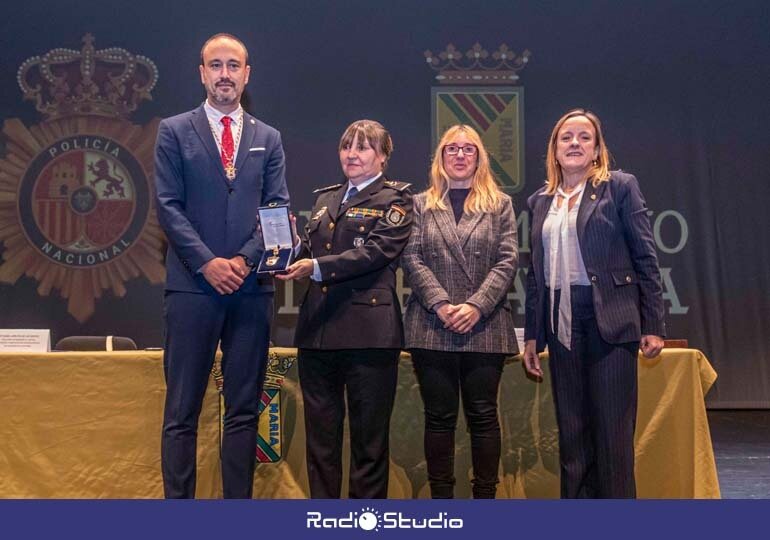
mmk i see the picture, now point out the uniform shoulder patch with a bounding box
[385,204,407,226]
[383,180,411,192]
[311,206,328,221]
[313,183,344,194]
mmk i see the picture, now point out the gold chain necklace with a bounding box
[208,113,244,181]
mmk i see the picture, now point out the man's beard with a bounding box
[211,83,237,104]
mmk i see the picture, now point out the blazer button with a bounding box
[358,226,365,232]
[321,286,328,293]
[328,222,335,230]
[331,272,336,279]
[370,297,377,305]
[625,275,632,283]
[591,275,597,283]
[325,242,332,250]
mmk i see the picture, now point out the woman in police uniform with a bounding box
[277,119,412,499]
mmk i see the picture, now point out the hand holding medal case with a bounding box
[256,204,295,275]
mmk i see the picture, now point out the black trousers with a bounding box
[411,349,505,499]
[547,285,639,499]
[298,348,399,499]
[161,291,272,499]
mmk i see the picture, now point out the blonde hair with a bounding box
[425,124,504,214]
[338,119,393,170]
[544,108,612,196]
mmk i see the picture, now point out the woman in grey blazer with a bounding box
[402,124,518,498]
[522,109,665,498]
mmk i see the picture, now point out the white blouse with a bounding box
[542,189,591,289]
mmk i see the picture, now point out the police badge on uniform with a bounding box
[385,204,406,225]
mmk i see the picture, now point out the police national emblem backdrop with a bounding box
[1,0,769,408]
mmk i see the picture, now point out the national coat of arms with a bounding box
[0,34,165,321]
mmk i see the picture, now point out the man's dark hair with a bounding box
[200,33,249,65]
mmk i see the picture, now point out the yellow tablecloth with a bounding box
[0,348,719,498]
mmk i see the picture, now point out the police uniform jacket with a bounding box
[294,175,413,350]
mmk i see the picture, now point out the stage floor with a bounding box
[709,410,770,498]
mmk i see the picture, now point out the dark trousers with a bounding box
[547,285,639,499]
[298,348,399,499]
[411,349,505,499]
[161,291,272,499]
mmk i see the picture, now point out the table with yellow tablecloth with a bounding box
[0,348,719,498]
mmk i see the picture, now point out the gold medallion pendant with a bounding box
[224,161,237,181]
[266,246,280,267]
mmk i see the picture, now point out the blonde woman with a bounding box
[402,124,518,498]
[522,109,665,498]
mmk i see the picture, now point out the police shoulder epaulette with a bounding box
[313,183,344,194]
[383,180,411,192]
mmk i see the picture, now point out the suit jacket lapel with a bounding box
[457,211,484,248]
[235,113,257,174]
[530,191,552,288]
[190,106,228,186]
[576,180,606,246]
[325,185,346,221]
[431,206,472,280]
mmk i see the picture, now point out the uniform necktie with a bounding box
[220,116,235,177]
[549,183,585,350]
[342,186,358,207]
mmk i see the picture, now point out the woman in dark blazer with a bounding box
[402,124,518,498]
[277,119,412,499]
[522,109,666,498]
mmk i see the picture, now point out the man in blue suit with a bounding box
[154,33,289,498]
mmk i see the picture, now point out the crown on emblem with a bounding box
[424,43,531,85]
[17,33,159,120]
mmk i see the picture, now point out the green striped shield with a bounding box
[432,87,525,193]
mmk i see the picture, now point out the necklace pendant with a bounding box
[224,162,237,181]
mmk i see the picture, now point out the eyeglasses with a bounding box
[444,144,477,156]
